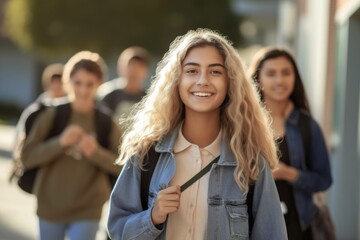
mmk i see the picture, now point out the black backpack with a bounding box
[139,146,255,233]
[18,102,115,194]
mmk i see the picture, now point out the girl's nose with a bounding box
[196,72,210,86]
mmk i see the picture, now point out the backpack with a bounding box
[17,102,115,194]
[298,112,336,240]
[139,146,255,233]
[15,102,47,193]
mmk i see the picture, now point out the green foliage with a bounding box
[4,0,242,60]
[3,0,32,50]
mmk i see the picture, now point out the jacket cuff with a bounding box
[144,207,164,238]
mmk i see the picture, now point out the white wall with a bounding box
[296,0,330,125]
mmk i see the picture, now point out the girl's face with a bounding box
[179,45,228,116]
[258,56,295,103]
[70,69,101,102]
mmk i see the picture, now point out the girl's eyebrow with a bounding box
[183,62,225,68]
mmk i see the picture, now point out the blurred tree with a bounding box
[3,0,242,60]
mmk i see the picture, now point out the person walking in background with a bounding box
[20,51,122,240]
[249,46,333,240]
[10,63,67,183]
[98,46,150,120]
[107,29,287,240]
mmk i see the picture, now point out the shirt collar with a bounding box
[202,130,222,157]
[173,125,192,153]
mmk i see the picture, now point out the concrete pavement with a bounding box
[0,125,108,240]
[0,124,37,240]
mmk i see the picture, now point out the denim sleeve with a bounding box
[292,119,333,193]
[107,159,163,240]
[251,157,288,240]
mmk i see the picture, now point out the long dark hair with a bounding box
[249,46,310,113]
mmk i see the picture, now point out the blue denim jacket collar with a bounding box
[155,124,237,166]
[287,107,300,126]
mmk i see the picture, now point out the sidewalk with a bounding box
[0,156,38,240]
[0,124,37,240]
[0,125,108,240]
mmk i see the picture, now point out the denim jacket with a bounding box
[285,108,333,230]
[108,126,287,240]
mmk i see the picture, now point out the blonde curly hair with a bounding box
[117,29,277,191]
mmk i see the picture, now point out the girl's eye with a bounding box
[282,69,292,76]
[185,69,198,74]
[74,80,81,86]
[86,82,95,88]
[211,70,222,75]
[265,71,276,77]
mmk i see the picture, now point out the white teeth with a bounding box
[193,92,212,97]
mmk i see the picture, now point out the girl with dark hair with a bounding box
[21,51,121,240]
[249,46,332,240]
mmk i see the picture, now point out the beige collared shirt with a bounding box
[166,127,221,240]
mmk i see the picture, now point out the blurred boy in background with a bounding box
[98,46,150,121]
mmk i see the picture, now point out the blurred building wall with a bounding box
[331,0,360,239]
[296,0,331,125]
[297,0,360,239]
[0,0,38,110]
[0,40,37,108]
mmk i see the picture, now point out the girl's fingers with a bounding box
[163,201,180,208]
[157,193,180,201]
[162,206,179,213]
[157,204,180,214]
[160,185,180,194]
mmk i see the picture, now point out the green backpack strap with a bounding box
[180,156,220,192]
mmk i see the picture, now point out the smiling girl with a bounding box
[107,29,287,240]
[249,46,332,240]
[21,51,121,240]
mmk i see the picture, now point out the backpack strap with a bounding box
[94,103,112,148]
[46,103,71,139]
[247,183,255,235]
[93,103,116,186]
[24,103,46,136]
[298,111,312,168]
[140,146,160,210]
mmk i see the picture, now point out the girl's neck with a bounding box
[71,100,95,113]
[265,99,293,119]
[182,111,221,148]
